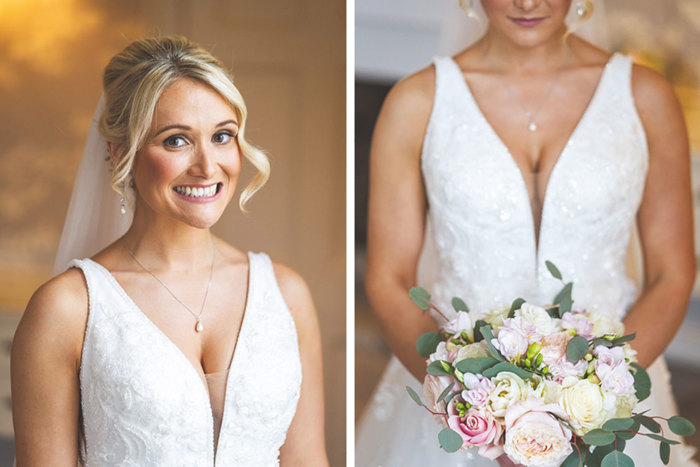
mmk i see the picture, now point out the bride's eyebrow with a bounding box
[216,119,239,128]
[153,120,238,137]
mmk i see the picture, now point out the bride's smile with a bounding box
[129,77,241,229]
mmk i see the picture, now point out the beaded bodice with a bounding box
[72,252,301,466]
[419,53,648,321]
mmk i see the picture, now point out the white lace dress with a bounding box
[356,54,697,466]
[71,251,301,466]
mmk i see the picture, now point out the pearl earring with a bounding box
[120,181,127,215]
[576,1,587,17]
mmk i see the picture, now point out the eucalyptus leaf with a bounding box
[603,418,634,432]
[559,289,573,315]
[583,429,616,446]
[644,433,680,445]
[452,297,469,313]
[660,442,670,465]
[444,390,460,406]
[554,281,573,305]
[479,324,505,362]
[561,449,584,467]
[454,357,500,374]
[427,360,450,376]
[566,335,589,362]
[615,418,638,441]
[508,297,526,318]
[611,333,636,346]
[545,260,562,280]
[417,332,443,357]
[473,319,488,342]
[615,438,626,452]
[668,416,696,436]
[590,444,614,466]
[601,451,634,467]
[436,382,455,404]
[409,286,431,310]
[590,337,614,348]
[406,386,423,406]
[630,363,651,401]
[636,414,660,433]
[482,361,534,380]
[438,427,464,453]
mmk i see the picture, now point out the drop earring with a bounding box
[120,181,127,215]
[575,1,587,17]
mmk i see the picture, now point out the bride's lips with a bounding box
[509,16,547,27]
[172,182,223,203]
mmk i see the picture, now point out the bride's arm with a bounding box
[365,67,440,381]
[623,64,696,368]
[11,269,87,466]
[276,265,329,466]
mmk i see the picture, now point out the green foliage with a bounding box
[473,319,488,342]
[437,383,455,404]
[454,357,499,374]
[602,418,634,432]
[409,286,431,310]
[406,386,423,406]
[553,281,573,306]
[507,297,526,319]
[589,444,614,466]
[644,433,680,445]
[630,363,651,401]
[601,451,634,467]
[611,333,636,346]
[481,361,534,379]
[427,360,450,376]
[566,335,589,362]
[561,449,584,467]
[668,416,696,436]
[416,332,442,357]
[660,442,670,465]
[635,414,660,433]
[451,297,469,313]
[583,429,616,446]
[438,427,463,453]
[559,289,573,315]
[545,260,562,280]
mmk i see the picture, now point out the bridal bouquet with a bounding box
[406,261,695,467]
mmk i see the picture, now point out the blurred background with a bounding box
[0,0,345,465]
[355,0,700,461]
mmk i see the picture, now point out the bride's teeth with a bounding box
[185,187,192,196]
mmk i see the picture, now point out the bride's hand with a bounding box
[497,454,524,467]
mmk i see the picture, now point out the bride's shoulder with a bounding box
[382,64,436,119]
[14,268,88,361]
[629,61,681,122]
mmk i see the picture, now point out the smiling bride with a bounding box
[11,36,328,466]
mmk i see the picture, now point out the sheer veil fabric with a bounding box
[52,95,134,276]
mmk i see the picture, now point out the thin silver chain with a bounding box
[121,240,216,329]
[495,49,571,132]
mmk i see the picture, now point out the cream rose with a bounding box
[455,342,491,362]
[487,372,530,417]
[559,378,607,435]
[504,396,573,467]
[614,393,639,419]
[588,311,624,336]
[518,303,559,336]
[484,306,510,328]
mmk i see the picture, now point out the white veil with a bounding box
[52,95,134,276]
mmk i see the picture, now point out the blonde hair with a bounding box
[99,35,269,210]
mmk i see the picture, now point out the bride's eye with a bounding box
[212,130,235,144]
[164,135,187,148]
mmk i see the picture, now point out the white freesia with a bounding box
[444,312,474,338]
[517,303,559,336]
[487,372,530,417]
[428,341,449,363]
[559,378,607,435]
[598,362,635,396]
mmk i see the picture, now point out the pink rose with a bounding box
[447,400,504,460]
[504,396,573,467]
[597,361,635,396]
[492,317,534,359]
[547,357,587,383]
[594,345,625,373]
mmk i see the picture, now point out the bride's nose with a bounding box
[189,144,217,178]
[513,0,541,12]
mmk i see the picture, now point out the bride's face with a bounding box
[481,0,572,47]
[131,78,241,229]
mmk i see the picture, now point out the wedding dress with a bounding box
[71,251,301,466]
[356,53,697,466]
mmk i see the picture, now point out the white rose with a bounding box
[588,311,624,336]
[517,303,559,336]
[487,372,530,417]
[559,379,607,435]
[456,342,490,362]
[539,379,563,405]
[484,306,510,328]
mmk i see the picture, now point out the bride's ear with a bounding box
[106,142,122,165]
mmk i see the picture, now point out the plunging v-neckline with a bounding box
[446,53,617,258]
[85,253,254,461]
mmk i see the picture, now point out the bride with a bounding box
[358,0,696,465]
[11,36,328,466]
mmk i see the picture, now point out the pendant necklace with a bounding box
[496,49,571,132]
[122,240,216,333]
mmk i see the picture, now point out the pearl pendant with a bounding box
[120,204,126,214]
[528,121,537,132]
[195,320,204,333]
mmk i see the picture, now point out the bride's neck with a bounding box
[476,27,572,74]
[122,209,216,272]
